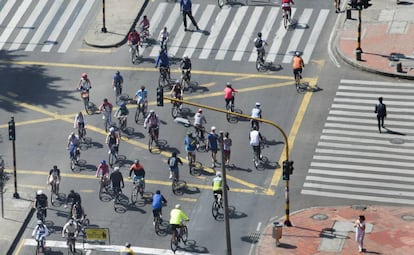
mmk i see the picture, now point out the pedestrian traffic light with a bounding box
[282,160,290,180]
[356,0,363,10]
[8,120,15,141]
[288,161,294,175]
[156,87,164,107]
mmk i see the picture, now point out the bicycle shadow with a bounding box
[177,240,210,254]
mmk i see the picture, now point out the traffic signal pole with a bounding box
[8,117,19,199]
[164,96,293,226]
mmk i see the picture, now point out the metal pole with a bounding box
[12,138,19,199]
[219,131,232,255]
[355,9,362,60]
[101,0,107,33]
[1,177,4,218]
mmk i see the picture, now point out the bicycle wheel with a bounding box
[70,157,76,171]
[148,135,153,152]
[172,179,178,194]
[83,98,91,115]
[170,233,178,253]
[131,48,136,64]
[158,74,166,88]
[181,226,188,243]
[256,58,262,72]
[218,0,225,8]
[212,200,219,219]
[108,152,115,167]
[130,186,138,204]
[171,104,179,118]
[135,105,141,124]
[154,217,161,235]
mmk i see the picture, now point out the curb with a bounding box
[7,207,35,255]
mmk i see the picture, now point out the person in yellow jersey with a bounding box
[169,204,189,237]
[212,172,230,203]
[120,242,135,255]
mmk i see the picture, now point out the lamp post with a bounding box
[355,1,363,61]
[8,117,19,199]
[101,0,107,33]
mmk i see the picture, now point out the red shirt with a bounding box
[128,32,140,44]
[96,163,110,177]
[224,87,236,99]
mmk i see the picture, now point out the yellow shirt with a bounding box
[169,208,189,225]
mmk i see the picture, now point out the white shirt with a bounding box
[193,113,206,126]
[249,130,261,146]
[251,108,261,118]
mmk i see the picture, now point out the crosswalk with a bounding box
[143,2,330,63]
[0,0,94,53]
[301,79,414,205]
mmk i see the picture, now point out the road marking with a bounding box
[0,0,17,25]
[199,82,216,88]
[141,2,167,56]
[303,9,330,64]
[0,117,57,128]
[248,222,262,255]
[178,197,197,202]
[78,48,114,53]
[0,0,31,50]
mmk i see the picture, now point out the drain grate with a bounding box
[402,215,414,221]
[312,214,329,220]
[247,231,261,243]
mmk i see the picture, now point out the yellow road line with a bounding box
[0,117,57,128]
[199,82,216,88]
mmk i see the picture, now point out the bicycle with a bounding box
[98,176,110,197]
[181,70,192,92]
[211,193,224,219]
[134,102,147,124]
[102,112,112,132]
[66,234,76,254]
[74,215,89,235]
[171,100,182,119]
[194,127,206,152]
[117,116,127,132]
[112,186,122,204]
[188,155,202,176]
[36,206,46,222]
[130,44,140,64]
[160,37,168,51]
[79,90,92,115]
[108,144,118,167]
[253,137,267,169]
[283,8,292,29]
[70,146,80,171]
[225,96,235,122]
[35,237,45,255]
[295,69,307,93]
[158,67,173,89]
[50,179,58,204]
[114,84,122,104]
[148,127,159,152]
[130,177,145,204]
[170,223,188,253]
[171,172,186,195]
[77,125,86,144]
[154,210,162,235]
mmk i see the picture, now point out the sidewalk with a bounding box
[335,0,414,79]
[256,205,414,255]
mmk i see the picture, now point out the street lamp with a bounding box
[101,0,107,33]
[355,0,364,61]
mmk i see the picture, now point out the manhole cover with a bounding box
[390,138,404,144]
[352,205,367,211]
[312,214,328,220]
[402,215,414,221]
[247,232,260,243]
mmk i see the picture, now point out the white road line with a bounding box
[0,0,31,50]
[315,148,414,161]
[58,0,95,53]
[282,8,313,63]
[199,7,231,59]
[310,162,414,175]
[309,169,414,182]
[215,6,248,60]
[303,9,329,64]
[334,97,414,106]
[318,141,414,154]
[303,183,414,197]
[149,3,181,57]
[0,0,16,25]
[306,176,414,190]
[336,91,414,100]
[140,2,167,55]
[26,0,64,51]
[232,7,264,61]
[338,85,414,93]
[321,134,414,146]
[301,190,414,205]
[329,109,414,120]
[341,79,414,87]
[324,122,414,134]
[8,0,48,51]
[23,239,214,255]
[326,116,414,127]
[313,155,414,168]
[331,104,413,113]
[248,222,262,255]
[41,0,79,52]
[249,7,279,62]
[183,4,215,58]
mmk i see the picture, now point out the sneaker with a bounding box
[196,26,200,31]
[108,150,111,154]
[169,174,173,179]
[184,27,188,32]
[153,221,155,226]
[212,163,215,168]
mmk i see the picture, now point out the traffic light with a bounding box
[288,161,294,175]
[282,160,290,180]
[8,120,15,141]
[156,87,164,107]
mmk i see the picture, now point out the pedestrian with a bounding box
[180,0,200,32]
[223,132,232,166]
[207,126,219,168]
[354,215,366,252]
[374,97,387,133]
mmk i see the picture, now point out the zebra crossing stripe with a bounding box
[25,0,64,52]
[341,79,414,87]
[248,7,280,62]
[41,0,79,52]
[215,6,248,60]
[183,4,215,58]
[310,162,414,175]
[58,0,95,53]
[334,97,414,106]
[302,9,329,64]
[308,169,414,182]
[304,183,414,197]
[329,109,414,120]
[8,0,48,51]
[321,134,414,145]
[315,148,414,161]
[0,0,31,50]
[282,8,313,63]
[331,103,414,113]
[140,2,167,55]
[313,155,414,168]
[339,85,414,93]
[232,6,264,61]
[149,3,182,57]
[306,176,414,190]
[0,0,16,26]
[318,141,414,154]
[199,7,231,59]
[336,91,414,100]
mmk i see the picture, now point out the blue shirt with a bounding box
[181,0,192,12]
[135,89,148,99]
[152,194,164,209]
[113,74,123,85]
[185,136,197,152]
[208,133,219,150]
[155,51,169,68]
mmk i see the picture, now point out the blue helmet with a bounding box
[120,102,126,107]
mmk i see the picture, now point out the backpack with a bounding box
[189,137,197,147]
[255,38,263,48]
[169,157,177,167]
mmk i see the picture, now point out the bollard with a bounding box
[396,62,403,72]
[356,49,362,61]
[346,8,352,19]
[272,222,283,246]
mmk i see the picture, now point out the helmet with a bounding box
[226,82,232,87]
[156,190,161,194]
[255,102,261,107]
[114,167,120,171]
[125,243,131,248]
[258,32,262,37]
[134,159,139,164]
[37,220,43,225]
[176,79,180,84]
[197,109,202,113]
[116,70,120,75]
[295,51,301,57]
[69,219,74,225]
[141,85,145,90]
[172,152,177,157]
[211,126,216,131]
[119,102,126,107]
[175,204,181,209]
[81,73,87,78]
[37,190,43,195]
[252,125,257,130]
[149,109,155,113]
[109,127,115,132]
[216,172,222,177]
[183,55,188,59]
[101,160,106,164]
[53,165,58,169]
[103,98,108,102]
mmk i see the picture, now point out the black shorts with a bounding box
[153,208,162,218]
[170,224,181,232]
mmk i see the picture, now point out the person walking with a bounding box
[223,132,232,167]
[180,0,200,32]
[207,126,219,168]
[354,215,366,252]
[374,97,387,133]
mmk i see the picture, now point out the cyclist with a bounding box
[254,32,267,63]
[168,151,183,180]
[180,55,192,83]
[32,220,49,251]
[71,201,85,222]
[212,172,229,202]
[99,98,113,130]
[170,80,184,110]
[67,132,80,160]
[106,127,120,157]
[251,102,262,130]
[224,82,237,110]
[139,15,150,35]
[96,160,110,187]
[249,125,264,160]
[134,85,148,113]
[184,132,197,169]
[113,70,124,95]
[158,26,169,50]
[64,189,82,209]
[169,204,189,238]
[281,0,295,20]
[78,72,92,93]
[120,243,135,255]
[73,111,86,138]
[207,126,219,168]
[144,110,160,144]
[34,190,48,218]
[129,160,146,197]
[152,190,167,225]
[128,28,141,48]
[110,167,125,198]
[114,102,129,128]
[47,165,61,200]
[155,48,170,80]
[193,108,207,142]
[292,51,304,80]
[62,219,78,252]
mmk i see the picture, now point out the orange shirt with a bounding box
[292,56,303,69]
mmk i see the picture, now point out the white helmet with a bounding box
[114,167,120,171]
[109,127,115,132]
[255,102,261,107]
[216,172,222,177]
[37,190,43,195]
[175,204,181,209]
